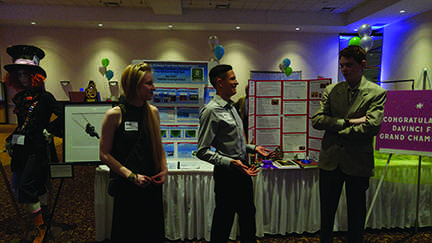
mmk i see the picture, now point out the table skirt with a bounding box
[95,164,432,241]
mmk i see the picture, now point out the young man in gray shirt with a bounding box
[197,64,270,242]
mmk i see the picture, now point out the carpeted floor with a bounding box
[1,124,432,242]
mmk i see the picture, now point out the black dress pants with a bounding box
[319,167,370,243]
[210,166,256,243]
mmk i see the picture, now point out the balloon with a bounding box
[214,45,224,60]
[358,24,372,37]
[105,70,114,81]
[360,35,373,52]
[284,66,293,77]
[98,66,107,76]
[283,58,291,67]
[208,36,219,50]
[349,37,361,46]
[101,58,110,67]
[279,63,285,72]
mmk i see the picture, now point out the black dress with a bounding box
[7,88,63,204]
[109,102,165,242]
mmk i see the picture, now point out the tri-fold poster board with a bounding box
[248,78,331,160]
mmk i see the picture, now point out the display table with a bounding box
[95,159,432,241]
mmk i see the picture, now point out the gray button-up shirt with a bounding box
[197,95,256,168]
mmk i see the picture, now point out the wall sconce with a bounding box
[60,80,70,86]
[109,81,118,86]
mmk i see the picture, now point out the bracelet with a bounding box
[127,172,138,183]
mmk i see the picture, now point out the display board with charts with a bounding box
[248,78,331,160]
[131,60,215,163]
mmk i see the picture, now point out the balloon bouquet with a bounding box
[208,35,225,63]
[349,24,374,52]
[98,57,114,81]
[279,58,293,77]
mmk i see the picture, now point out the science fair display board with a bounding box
[248,78,331,160]
[132,60,213,162]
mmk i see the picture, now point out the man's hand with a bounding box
[231,160,260,176]
[255,145,271,157]
[350,116,366,125]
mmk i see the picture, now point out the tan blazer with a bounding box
[312,77,387,177]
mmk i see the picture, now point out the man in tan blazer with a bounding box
[312,45,387,243]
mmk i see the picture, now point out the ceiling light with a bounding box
[400,10,406,14]
[168,24,173,29]
[98,23,103,27]
[235,26,240,30]
[31,21,36,25]
[295,27,300,31]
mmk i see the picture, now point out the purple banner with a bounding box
[375,90,432,154]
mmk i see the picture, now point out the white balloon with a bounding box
[279,63,285,72]
[358,24,372,37]
[360,35,373,52]
[98,66,107,76]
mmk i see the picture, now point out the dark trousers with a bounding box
[210,166,257,243]
[12,151,49,204]
[319,167,370,243]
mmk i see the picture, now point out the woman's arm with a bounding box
[99,107,133,178]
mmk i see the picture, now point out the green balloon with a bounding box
[349,36,361,46]
[284,66,293,77]
[101,58,110,67]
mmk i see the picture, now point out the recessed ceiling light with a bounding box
[295,27,300,31]
[98,23,103,27]
[31,21,36,25]
[235,26,240,30]
[168,24,173,29]
[400,10,406,14]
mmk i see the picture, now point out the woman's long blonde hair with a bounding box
[120,63,164,172]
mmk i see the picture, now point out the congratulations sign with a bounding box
[375,90,432,156]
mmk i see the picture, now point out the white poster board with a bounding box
[64,103,113,163]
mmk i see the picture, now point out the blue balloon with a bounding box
[214,45,225,60]
[105,70,114,81]
[283,58,291,67]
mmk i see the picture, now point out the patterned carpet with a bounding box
[0,124,432,242]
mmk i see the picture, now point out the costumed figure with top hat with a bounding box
[3,45,64,243]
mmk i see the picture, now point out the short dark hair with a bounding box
[339,45,366,65]
[209,64,232,88]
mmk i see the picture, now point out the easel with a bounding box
[366,69,431,233]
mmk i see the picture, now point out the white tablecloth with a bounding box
[95,163,432,241]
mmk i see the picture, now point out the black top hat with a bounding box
[3,45,47,78]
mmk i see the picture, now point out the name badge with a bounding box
[12,134,25,145]
[124,121,139,131]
